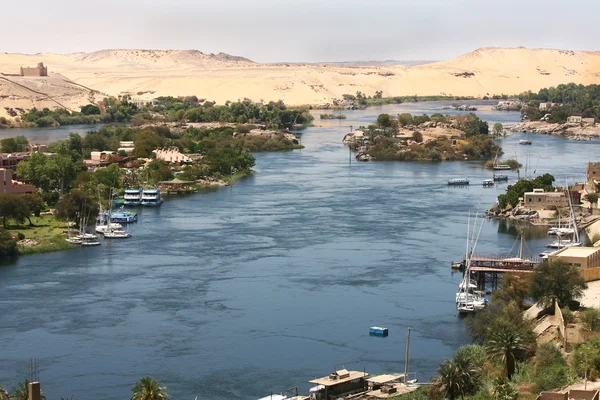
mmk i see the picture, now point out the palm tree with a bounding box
[431,353,479,400]
[485,325,531,380]
[131,377,169,400]
[431,359,463,400]
[9,379,45,400]
[0,386,9,400]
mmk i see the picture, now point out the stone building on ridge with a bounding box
[20,62,48,77]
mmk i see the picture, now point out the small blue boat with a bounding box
[106,210,138,223]
[369,326,389,337]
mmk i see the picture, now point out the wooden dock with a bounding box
[470,253,539,273]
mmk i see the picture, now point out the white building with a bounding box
[153,148,191,163]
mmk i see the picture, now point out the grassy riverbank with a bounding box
[7,215,76,255]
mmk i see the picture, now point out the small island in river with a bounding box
[344,112,500,162]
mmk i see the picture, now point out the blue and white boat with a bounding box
[107,209,138,223]
[369,326,389,337]
[141,189,164,207]
[124,189,143,206]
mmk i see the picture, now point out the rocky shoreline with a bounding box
[511,121,600,140]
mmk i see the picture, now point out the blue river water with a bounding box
[1,100,600,400]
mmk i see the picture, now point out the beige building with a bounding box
[153,148,191,163]
[587,162,600,186]
[583,117,596,125]
[90,151,116,161]
[538,102,557,111]
[567,115,583,123]
[20,62,48,77]
[118,141,135,154]
[0,168,35,194]
[548,246,600,282]
[523,189,569,210]
[0,153,29,172]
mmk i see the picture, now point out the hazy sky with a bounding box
[4,0,599,63]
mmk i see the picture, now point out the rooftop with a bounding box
[367,374,403,384]
[309,370,368,387]
[555,247,600,258]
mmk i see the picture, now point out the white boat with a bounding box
[141,189,164,206]
[103,229,131,239]
[95,222,123,233]
[492,151,511,170]
[80,237,101,246]
[519,139,532,145]
[483,179,494,187]
[448,178,470,186]
[124,189,143,206]
[546,238,581,249]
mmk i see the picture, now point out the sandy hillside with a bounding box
[1,47,600,118]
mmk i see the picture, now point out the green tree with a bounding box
[376,113,392,129]
[572,337,600,379]
[492,377,517,400]
[493,123,504,136]
[21,194,44,225]
[94,163,124,189]
[68,133,84,154]
[529,260,587,308]
[55,189,99,225]
[464,118,489,137]
[0,194,30,228]
[0,228,18,257]
[412,131,423,143]
[398,113,413,126]
[585,193,599,207]
[485,323,533,379]
[431,352,480,400]
[0,136,28,153]
[80,104,101,115]
[491,273,530,308]
[130,377,169,400]
[581,309,600,331]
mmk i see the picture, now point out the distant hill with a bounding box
[1,47,600,118]
[274,60,436,67]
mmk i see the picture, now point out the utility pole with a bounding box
[404,327,411,384]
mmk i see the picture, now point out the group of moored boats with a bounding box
[448,174,509,187]
[66,188,164,247]
[539,190,581,257]
[456,213,487,314]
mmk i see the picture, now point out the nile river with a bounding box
[1,101,600,400]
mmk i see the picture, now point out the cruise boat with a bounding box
[124,189,143,206]
[141,189,164,206]
[519,139,533,145]
[448,178,470,186]
[493,174,509,181]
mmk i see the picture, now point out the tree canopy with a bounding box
[529,260,587,308]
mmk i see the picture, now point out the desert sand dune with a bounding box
[1,47,600,119]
